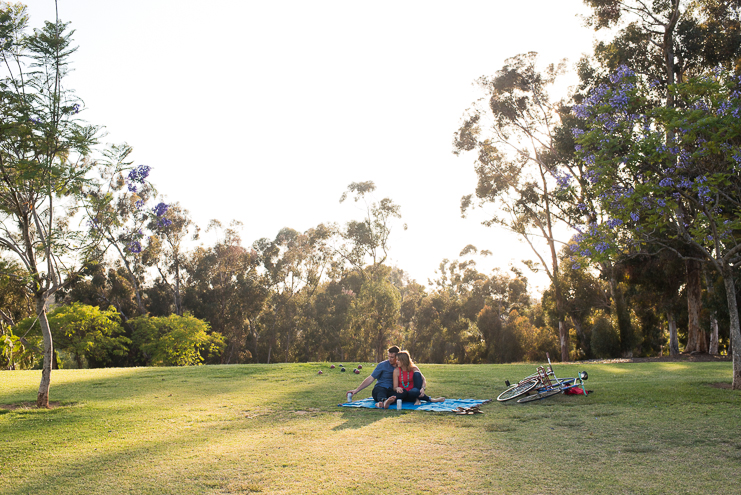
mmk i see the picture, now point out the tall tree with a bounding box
[0,6,101,406]
[144,202,197,316]
[454,53,572,361]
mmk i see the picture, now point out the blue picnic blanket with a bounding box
[338,398,489,412]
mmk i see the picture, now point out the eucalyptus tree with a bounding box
[582,0,741,101]
[454,52,574,361]
[335,181,405,281]
[0,6,102,406]
[184,220,266,363]
[143,202,197,316]
[332,181,405,359]
[254,224,333,362]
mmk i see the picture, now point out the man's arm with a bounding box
[348,375,375,396]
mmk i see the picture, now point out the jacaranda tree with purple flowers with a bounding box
[85,144,156,317]
[574,66,741,389]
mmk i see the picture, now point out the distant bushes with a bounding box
[591,316,620,359]
[4,305,223,369]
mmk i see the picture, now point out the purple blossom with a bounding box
[153,202,169,217]
[659,178,674,187]
[609,65,635,84]
[630,212,640,222]
[128,184,137,192]
[657,199,666,207]
[128,165,151,184]
[127,241,142,254]
[135,200,144,209]
[595,242,610,253]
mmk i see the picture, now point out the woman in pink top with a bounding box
[392,351,444,406]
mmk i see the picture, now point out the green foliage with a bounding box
[346,273,401,362]
[15,303,130,368]
[591,315,621,358]
[130,313,224,366]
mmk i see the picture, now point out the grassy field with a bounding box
[1,361,739,494]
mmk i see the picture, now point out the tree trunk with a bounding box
[572,317,590,358]
[721,271,741,389]
[174,262,182,316]
[709,317,719,355]
[558,319,569,362]
[685,259,707,353]
[266,343,272,365]
[35,297,52,408]
[704,268,720,355]
[608,264,633,357]
[667,311,680,357]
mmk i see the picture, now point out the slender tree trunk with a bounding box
[685,259,707,353]
[667,311,679,357]
[267,343,272,365]
[572,317,589,358]
[35,296,52,408]
[704,268,720,355]
[709,317,719,355]
[558,320,568,362]
[607,264,633,357]
[721,270,741,389]
[174,262,182,316]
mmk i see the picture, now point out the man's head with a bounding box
[387,345,400,366]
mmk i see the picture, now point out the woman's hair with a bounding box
[396,350,415,371]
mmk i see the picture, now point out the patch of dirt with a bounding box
[708,382,733,389]
[0,401,63,410]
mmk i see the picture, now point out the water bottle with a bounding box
[347,392,353,403]
[397,399,402,410]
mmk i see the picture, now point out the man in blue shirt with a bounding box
[347,345,402,408]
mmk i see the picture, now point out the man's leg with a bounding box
[372,384,389,403]
[413,372,430,401]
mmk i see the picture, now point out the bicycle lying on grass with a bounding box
[496,353,589,403]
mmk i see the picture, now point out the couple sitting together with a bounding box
[347,345,445,409]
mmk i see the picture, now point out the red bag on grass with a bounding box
[564,387,588,395]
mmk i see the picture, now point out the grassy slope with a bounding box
[0,362,739,495]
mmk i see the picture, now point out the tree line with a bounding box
[1,1,741,407]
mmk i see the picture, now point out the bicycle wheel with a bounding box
[516,388,562,403]
[497,380,539,402]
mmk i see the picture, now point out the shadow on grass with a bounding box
[331,408,386,431]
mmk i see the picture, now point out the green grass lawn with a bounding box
[1,361,739,494]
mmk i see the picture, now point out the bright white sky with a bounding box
[24,0,597,294]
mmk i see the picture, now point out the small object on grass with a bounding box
[330,365,335,369]
[357,365,363,369]
[318,370,323,375]
[353,369,359,374]
[340,367,346,372]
